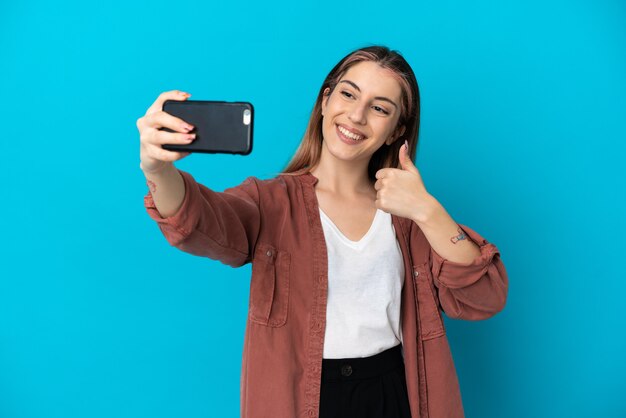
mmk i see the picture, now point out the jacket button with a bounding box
[414,270,419,277]
[306,409,315,417]
[341,364,352,377]
[266,250,273,257]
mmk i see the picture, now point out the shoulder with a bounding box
[243,173,305,192]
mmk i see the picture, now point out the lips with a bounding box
[335,124,367,144]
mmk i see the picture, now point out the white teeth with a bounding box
[338,126,365,141]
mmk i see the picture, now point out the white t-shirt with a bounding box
[320,207,405,359]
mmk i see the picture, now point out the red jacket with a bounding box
[144,169,509,418]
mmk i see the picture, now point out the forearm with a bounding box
[141,163,185,218]
[413,198,481,265]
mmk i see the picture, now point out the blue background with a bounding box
[1,0,625,417]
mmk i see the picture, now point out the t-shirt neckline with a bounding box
[319,207,383,248]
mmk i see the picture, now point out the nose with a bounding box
[347,102,367,125]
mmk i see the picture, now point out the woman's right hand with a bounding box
[136,90,197,173]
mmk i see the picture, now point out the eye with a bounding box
[340,90,354,99]
[372,105,390,115]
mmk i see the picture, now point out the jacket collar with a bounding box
[298,171,319,186]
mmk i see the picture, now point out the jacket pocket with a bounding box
[413,263,445,340]
[249,243,291,327]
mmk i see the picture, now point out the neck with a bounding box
[309,144,373,197]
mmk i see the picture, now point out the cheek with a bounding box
[384,117,402,135]
[373,120,396,137]
[326,95,349,114]
[321,113,335,136]
[322,102,340,126]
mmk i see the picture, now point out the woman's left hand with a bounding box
[374,142,441,224]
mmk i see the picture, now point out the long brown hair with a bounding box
[281,45,420,182]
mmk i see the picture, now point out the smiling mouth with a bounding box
[336,124,366,141]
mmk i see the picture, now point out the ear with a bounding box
[321,87,330,116]
[385,124,406,146]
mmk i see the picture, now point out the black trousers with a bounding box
[319,344,412,418]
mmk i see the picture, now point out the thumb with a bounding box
[399,140,419,174]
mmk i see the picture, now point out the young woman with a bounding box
[137,46,508,418]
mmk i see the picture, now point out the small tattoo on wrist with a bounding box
[147,179,157,194]
[450,227,467,244]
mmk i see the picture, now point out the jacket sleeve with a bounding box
[143,169,261,267]
[430,224,508,320]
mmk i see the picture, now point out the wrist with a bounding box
[140,160,172,175]
[412,196,447,227]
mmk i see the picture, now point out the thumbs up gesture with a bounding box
[374,141,440,223]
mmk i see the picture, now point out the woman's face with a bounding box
[321,60,405,165]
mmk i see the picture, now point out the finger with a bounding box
[374,196,386,212]
[145,110,195,133]
[377,168,402,179]
[152,130,196,146]
[145,90,191,116]
[374,178,388,191]
[375,168,393,179]
[399,142,419,174]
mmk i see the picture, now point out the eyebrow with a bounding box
[338,80,398,109]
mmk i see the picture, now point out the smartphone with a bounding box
[161,100,253,155]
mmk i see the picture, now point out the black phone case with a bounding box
[161,100,253,155]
